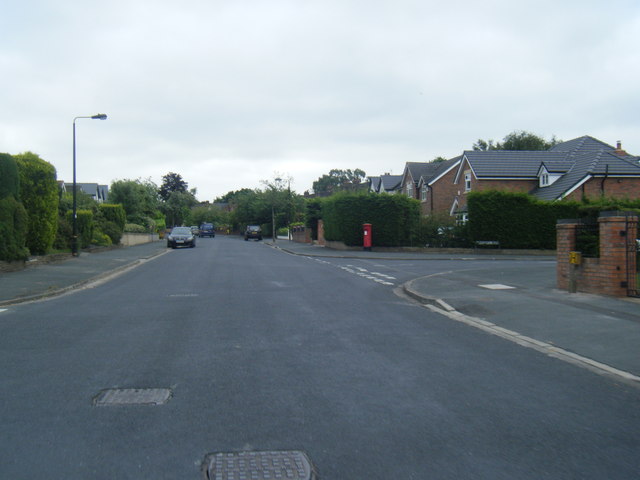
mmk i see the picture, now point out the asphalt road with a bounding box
[1,236,639,479]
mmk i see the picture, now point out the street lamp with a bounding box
[72,113,107,256]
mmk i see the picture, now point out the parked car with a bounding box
[199,223,216,238]
[190,225,200,236]
[245,225,262,241]
[166,226,196,249]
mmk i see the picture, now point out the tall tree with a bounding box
[312,168,366,195]
[109,178,160,225]
[159,172,188,201]
[473,131,560,151]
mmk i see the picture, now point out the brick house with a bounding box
[431,136,640,218]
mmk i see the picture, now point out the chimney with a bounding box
[614,140,628,156]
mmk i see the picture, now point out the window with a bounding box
[406,183,414,198]
[464,172,472,192]
[421,185,428,201]
[540,173,549,187]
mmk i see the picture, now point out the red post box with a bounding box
[363,223,372,251]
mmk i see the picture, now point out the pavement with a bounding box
[1,238,639,386]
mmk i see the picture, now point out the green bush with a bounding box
[0,152,20,199]
[67,209,94,249]
[91,229,112,247]
[466,191,640,250]
[96,204,125,244]
[0,196,29,261]
[320,193,420,247]
[99,204,126,230]
[54,215,72,250]
[14,152,59,255]
[124,223,147,233]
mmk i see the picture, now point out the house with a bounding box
[395,136,640,219]
[60,182,109,203]
[368,174,403,194]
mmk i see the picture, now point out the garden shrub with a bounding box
[67,210,94,249]
[0,152,20,199]
[14,152,59,255]
[0,196,29,261]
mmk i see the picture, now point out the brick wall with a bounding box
[291,226,311,243]
[557,213,638,297]
[563,177,640,201]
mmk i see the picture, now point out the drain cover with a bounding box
[93,388,172,406]
[202,450,316,480]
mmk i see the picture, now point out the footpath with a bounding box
[1,238,639,386]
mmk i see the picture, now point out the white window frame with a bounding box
[406,183,414,198]
[464,172,472,192]
[540,173,549,187]
[421,184,428,201]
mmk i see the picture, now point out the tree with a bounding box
[473,130,560,151]
[312,168,366,195]
[163,190,197,227]
[215,188,255,204]
[109,178,160,225]
[159,172,188,201]
[14,152,59,255]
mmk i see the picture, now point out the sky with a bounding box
[2,0,639,202]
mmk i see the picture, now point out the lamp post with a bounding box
[72,113,107,256]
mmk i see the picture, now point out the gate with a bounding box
[626,217,639,298]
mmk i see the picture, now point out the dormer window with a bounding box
[540,173,549,186]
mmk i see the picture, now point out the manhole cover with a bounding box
[202,450,317,480]
[93,388,172,406]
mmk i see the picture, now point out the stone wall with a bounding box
[121,233,160,246]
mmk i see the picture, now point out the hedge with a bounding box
[0,152,20,199]
[14,152,59,255]
[67,210,94,249]
[0,196,29,261]
[467,190,640,249]
[320,193,420,247]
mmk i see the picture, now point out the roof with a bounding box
[533,150,640,200]
[456,135,640,201]
[461,151,570,178]
[549,135,615,154]
[379,174,402,192]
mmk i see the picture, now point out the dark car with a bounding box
[199,223,216,238]
[166,226,196,249]
[245,225,262,241]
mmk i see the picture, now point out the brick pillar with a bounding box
[556,220,578,291]
[317,219,326,246]
[598,213,636,296]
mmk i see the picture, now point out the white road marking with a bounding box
[479,284,515,290]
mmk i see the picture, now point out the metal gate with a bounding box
[626,217,639,297]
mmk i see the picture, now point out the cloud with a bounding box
[2,0,639,200]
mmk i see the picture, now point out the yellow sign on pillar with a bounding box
[569,251,582,265]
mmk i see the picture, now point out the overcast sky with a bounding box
[2,0,639,201]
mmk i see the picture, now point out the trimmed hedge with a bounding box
[67,210,94,249]
[0,152,19,199]
[467,190,640,249]
[320,193,420,247]
[98,204,126,244]
[14,152,59,255]
[0,196,29,261]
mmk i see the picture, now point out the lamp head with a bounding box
[91,113,107,120]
